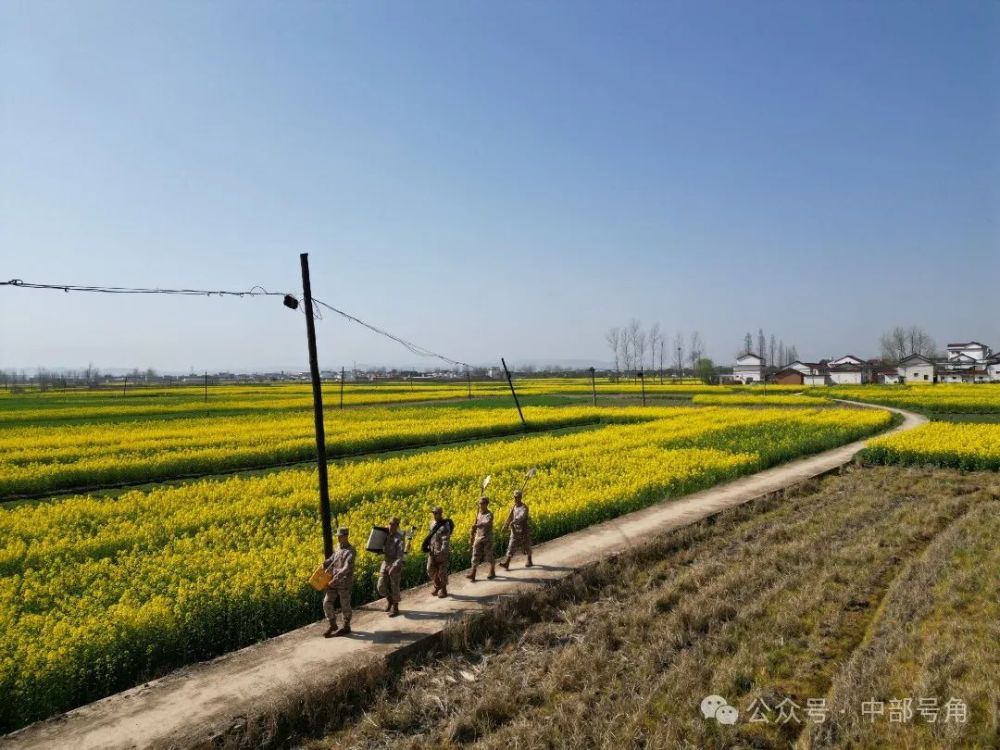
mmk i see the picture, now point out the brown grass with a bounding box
[302,466,999,750]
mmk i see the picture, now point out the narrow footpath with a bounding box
[1,401,926,750]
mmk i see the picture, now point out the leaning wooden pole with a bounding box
[300,253,334,558]
[501,357,527,431]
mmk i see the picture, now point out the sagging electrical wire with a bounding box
[0,279,289,298]
[2,278,472,370]
[311,297,471,369]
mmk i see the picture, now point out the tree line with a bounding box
[0,366,159,392]
[878,326,938,364]
[605,321,715,382]
[739,329,800,372]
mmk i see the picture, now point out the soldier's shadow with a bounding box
[435,592,496,605]
[511,563,574,573]
[346,628,432,645]
[393,608,470,621]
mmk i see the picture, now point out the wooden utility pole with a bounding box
[467,368,472,400]
[122,376,127,397]
[340,366,345,409]
[300,253,334,558]
[589,366,597,406]
[204,371,208,403]
[501,357,527,430]
[639,370,646,406]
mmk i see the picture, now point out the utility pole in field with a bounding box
[298,253,334,558]
[501,357,527,430]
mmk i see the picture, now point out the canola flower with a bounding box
[0,405,891,731]
[864,422,1000,470]
[0,383,489,427]
[0,405,606,498]
[691,394,828,406]
[518,380,806,396]
[818,383,1000,414]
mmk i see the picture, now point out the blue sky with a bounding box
[1,1,997,371]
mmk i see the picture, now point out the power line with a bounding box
[0,279,288,297]
[311,297,471,369]
[2,277,473,370]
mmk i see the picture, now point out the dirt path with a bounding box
[0,401,925,750]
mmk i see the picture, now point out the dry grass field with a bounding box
[307,466,999,750]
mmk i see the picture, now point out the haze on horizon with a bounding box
[1,2,997,374]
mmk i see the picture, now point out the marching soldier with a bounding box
[499,489,533,569]
[422,506,454,597]
[467,496,496,582]
[322,527,356,637]
[376,516,406,617]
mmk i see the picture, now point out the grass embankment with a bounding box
[310,466,999,750]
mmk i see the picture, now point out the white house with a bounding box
[938,366,990,384]
[732,353,763,384]
[827,355,865,367]
[988,356,1000,382]
[826,355,872,384]
[945,341,991,362]
[898,354,935,383]
[787,360,830,387]
[872,366,899,384]
[827,365,866,385]
[937,341,995,383]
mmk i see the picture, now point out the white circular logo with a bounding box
[701,694,728,719]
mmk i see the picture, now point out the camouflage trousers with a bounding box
[506,527,532,558]
[471,535,495,566]
[377,562,402,603]
[323,585,352,625]
[427,551,449,591]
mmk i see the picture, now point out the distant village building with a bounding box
[731,340,1000,387]
[937,341,994,383]
[872,366,898,384]
[773,367,804,385]
[825,355,871,385]
[732,353,763,384]
[898,354,935,383]
[786,361,832,387]
[989,358,1000,382]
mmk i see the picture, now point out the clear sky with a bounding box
[1,1,997,372]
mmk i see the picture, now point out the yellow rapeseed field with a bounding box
[0,405,605,497]
[691,394,826,406]
[821,383,1000,413]
[0,405,891,731]
[864,422,1000,470]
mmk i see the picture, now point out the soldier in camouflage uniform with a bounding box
[423,506,453,598]
[467,496,496,582]
[376,516,406,617]
[499,489,533,569]
[322,527,356,637]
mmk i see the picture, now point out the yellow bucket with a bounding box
[309,564,332,591]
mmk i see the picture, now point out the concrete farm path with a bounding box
[1,401,926,750]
